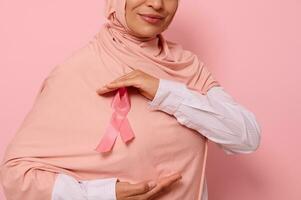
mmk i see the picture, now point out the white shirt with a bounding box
[52,78,261,200]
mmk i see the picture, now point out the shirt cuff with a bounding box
[52,173,118,200]
[147,79,187,115]
[80,177,118,200]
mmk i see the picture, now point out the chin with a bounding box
[135,28,161,38]
[137,32,157,38]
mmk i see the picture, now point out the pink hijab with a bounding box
[99,0,220,95]
[0,0,220,199]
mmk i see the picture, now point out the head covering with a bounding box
[98,0,220,95]
[0,0,219,199]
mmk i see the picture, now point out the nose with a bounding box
[145,0,163,10]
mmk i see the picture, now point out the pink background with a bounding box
[0,0,299,199]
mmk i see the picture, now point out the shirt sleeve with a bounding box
[147,79,262,155]
[51,173,118,200]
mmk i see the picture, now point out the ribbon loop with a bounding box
[95,87,135,153]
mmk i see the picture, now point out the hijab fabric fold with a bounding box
[0,0,220,199]
[100,0,220,95]
[96,0,220,153]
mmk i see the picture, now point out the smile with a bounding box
[138,14,163,24]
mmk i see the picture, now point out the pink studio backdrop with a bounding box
[0,0,299,199]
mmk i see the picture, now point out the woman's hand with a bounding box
[96,69,159,101]
[116,172,182,200]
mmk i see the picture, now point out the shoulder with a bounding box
[47,41,100,80]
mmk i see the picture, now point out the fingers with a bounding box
[96,69,158,101]
[109,71,136,84]
[106,79,135,89]
[139,173,182,199]
[116,180,156,199]
[108,69,140,86]
[97,72,138,94]
[147,173,182,198]
[126,181,156,196]
[116,172,182,200]
[97,80,134,94]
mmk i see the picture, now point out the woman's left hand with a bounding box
[96,69,159,101]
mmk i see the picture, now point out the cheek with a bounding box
[164,8,177,25]
[125,9,137,27]
[128,13,141,28]
[166,2,178,18]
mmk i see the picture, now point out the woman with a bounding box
[0,0,261,199]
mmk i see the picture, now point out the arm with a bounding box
[147,79,261,155]
[52,173,118,200]
[54,78,258,200]
[0,66,118,200]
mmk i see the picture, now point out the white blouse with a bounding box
[51,79,261,200]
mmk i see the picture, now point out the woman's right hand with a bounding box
[116,172,182,200]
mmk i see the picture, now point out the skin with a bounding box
[97,1,181,199]
[125,0,179,38]
[97,0,179,101]
[115,173,182,200]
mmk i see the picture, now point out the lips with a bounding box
[138,13,164,24]
[139,13,164,19]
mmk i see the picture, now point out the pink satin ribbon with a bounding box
[95,87,135,153]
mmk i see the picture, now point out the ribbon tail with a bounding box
[119,117,135,143]
[95,123,119,153]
